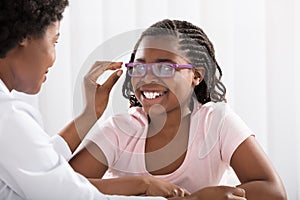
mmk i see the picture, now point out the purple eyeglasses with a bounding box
[125,62,193,78]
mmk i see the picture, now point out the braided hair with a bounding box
[122,19,226,107]
[0,0,69,58]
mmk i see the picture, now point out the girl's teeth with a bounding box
[143,91,162,99]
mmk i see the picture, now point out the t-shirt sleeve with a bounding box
[84,119,120,167]
[83,112,147,170]
[219,107,255,164]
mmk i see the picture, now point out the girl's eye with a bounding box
[160,64,173,71]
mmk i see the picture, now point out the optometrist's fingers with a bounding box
[98,69,123,94]
[82,61,123,118]
[85,61,123,85]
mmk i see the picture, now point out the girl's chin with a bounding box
[144,104,167,116]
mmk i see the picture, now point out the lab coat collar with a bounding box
[0,78,11,95]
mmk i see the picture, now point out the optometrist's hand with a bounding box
[144,176,190,198]
[59,61,123,153]
[83,61,123,118]
[168,186,246,200]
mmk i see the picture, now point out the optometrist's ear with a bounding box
[19,37,30,47]
[192,67,204,86]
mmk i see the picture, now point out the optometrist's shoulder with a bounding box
[0,0,169,200]
[69,19,287,200]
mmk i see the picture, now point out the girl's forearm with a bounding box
[89,176,149,196]
[238,180,287,200]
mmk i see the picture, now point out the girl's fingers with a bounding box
[232,187,246,197]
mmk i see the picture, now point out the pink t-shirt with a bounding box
[86,99,253,193]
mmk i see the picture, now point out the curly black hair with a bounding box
[0,0,69,58]
[122,19,226,107]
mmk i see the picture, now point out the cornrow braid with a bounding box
[122,19,226,107]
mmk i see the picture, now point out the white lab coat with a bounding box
[0,79,165,200]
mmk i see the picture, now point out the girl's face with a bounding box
[10,21,60,94]
[131,36,201,115]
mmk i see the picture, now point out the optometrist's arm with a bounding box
[59,61,123,153]
[89,176,189,198]
[0,102,167,200]
[70,142,189,198]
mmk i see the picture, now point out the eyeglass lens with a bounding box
[128,63,175,77]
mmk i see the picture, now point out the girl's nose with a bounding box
[142,66,158,82]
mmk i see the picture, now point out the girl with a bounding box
[70,19,286,200]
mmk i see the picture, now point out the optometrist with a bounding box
[0,0,167,200]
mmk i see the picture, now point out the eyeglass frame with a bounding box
[124,62,194,78]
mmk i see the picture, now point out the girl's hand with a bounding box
[144,176,190,198]
[83,61,123,118]
[169,186,246,200]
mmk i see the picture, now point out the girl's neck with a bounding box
[147,104,191,139]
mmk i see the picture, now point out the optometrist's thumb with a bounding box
[101,69,123,92]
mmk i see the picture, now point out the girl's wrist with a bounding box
[140,176,152,195]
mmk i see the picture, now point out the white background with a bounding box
[17,0,300,199]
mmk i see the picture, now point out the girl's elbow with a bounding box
[273,181,287,200]
[276,189,287,200]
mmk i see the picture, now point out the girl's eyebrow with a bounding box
[134,58,176,63]
[155,58,175,63]
[135,58,145,63]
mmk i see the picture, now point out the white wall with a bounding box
[265,0,299,197]
[295,1,300,199]
[31,0,300,198]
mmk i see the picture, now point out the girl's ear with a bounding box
[192,67,204,86]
